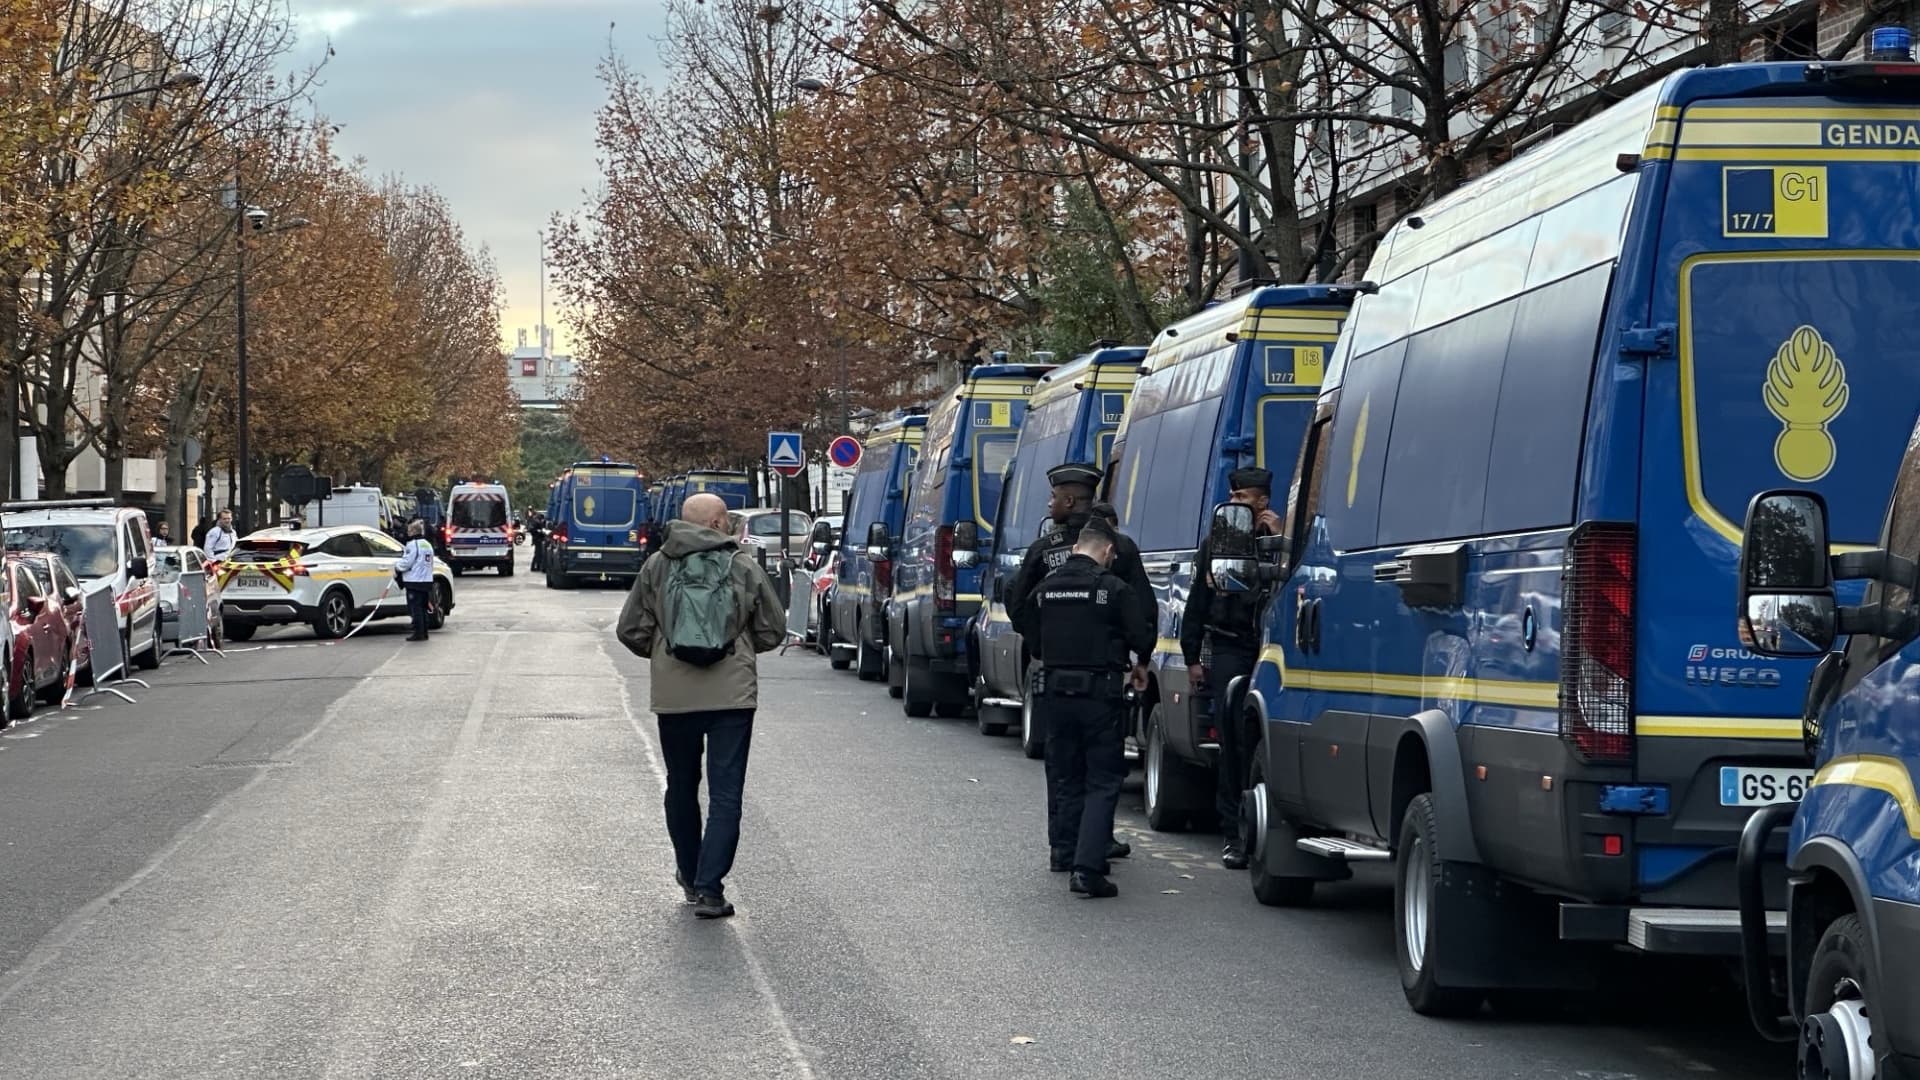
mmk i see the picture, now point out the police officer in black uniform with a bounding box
[1020,516,1155,898]
[1180,467,1284,870]
[1006,463,1153,866]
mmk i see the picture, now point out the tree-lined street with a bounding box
[0,576,1789,1078]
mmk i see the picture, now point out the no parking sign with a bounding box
[828,435,862,469]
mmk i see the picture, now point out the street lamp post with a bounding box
[229,168,309,531]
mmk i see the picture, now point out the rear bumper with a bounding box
[560,549,641,575]
[1559,903,1786,955]
[222,598,310,626]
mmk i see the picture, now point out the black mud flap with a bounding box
[1430,861,1597,992]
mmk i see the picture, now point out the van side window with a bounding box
[1325,339,1407,550]
[1862,453,1920,663]
[1288,416,1336,548]
[1378,308,1513,545]
[123,521,144,563]
[1138,397,1225,552]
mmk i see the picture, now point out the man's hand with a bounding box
[1188,662,1206,689]
[1130,663,1149,692]
[1256,508,1284,535]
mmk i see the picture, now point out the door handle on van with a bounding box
[1374,543,1466,608]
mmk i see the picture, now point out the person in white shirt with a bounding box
[393,520,437,641]
[203,509,238,561]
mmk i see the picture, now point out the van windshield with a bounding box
[453,498,507,529]
[573,488,635,528]
[975,435,1017,529]
[6,525,117,578]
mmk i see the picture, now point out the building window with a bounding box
[1599,1,1630,44]
[521,358,539,377]
[1352,202,1379,274]
[1392,70,1416,119]
[1767,16,1818,61]
[1346,116,1369,147]
[1443,38,1467,86]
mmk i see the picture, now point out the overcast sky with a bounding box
[287,1,669,354]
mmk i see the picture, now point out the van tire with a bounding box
[902,654,934,718]
[1395,793,1482,1017]
[856,626,883,680]
[886,640,905,700]
[500,556,515,577]
[827,622,852,670]
[1020,690,1045,759]
[133,621,162,670]
[1144,705,1203,832]
[1248,749,1316,907]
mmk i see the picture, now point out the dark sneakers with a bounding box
[1107,838,1131,860]
[1221,842,1249,870]
[694,893,735,919]
[675,873,698,904]
[1069,872,1118,899]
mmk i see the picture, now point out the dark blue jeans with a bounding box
[657,709,755,896]
[404,582,431,637]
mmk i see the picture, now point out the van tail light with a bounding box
[1559,522,1636,764]
[935,525,956,612]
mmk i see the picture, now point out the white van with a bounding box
[314,485,386,533]
[446,482,515,576]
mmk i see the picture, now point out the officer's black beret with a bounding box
[1228,467,1273,493]
[1077,516,1119,545]
[1048,462,1102,489]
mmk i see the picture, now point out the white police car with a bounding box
[217,524,455,640]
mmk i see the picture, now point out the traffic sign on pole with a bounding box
[828,435,862,469]
[767,431,806,478]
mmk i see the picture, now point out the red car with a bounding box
[16,553,89,683]
[5,554,76,719]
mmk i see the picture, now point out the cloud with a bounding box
[295,7,363,37]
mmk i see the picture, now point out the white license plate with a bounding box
[458,548,491,557]
[233,571,275,591]
[1719,766,1814,806]
[577,551,602,559]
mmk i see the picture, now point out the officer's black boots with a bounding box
[1221,841,1249,870]
[1107,838,1131,860]
[1050,849,1073,873]
[1070,872,1118,899]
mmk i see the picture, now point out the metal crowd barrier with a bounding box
[78,583,141,704]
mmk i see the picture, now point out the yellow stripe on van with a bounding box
[1813,755,1920,839]
[1676,146,1920,164]
[1675,121,1825,147]
[1637,715,1803,740]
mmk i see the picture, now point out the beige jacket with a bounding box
[616,521,786,715]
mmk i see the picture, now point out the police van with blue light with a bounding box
[1213,47,1920,1019]
[973,345,1145,752]
[544,459,649,589]
[826,415,926,680]
[886,359,1053,718]
[1101,285,1355,832]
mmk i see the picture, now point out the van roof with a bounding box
[3,506,136,525]
[1030,347,1146,409]
[967,363,1054,382]
[1143,284,1354,376]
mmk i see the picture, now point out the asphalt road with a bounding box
[0,570,1792,1079]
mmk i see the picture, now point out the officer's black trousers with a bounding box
[1042,690,1128,875]
[1211,643,1259,837]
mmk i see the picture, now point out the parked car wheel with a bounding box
[9,649,34,720]
[429,581,452,630]
[225,621,257,642]
[134,621,162,670]
[312,589,353,639]
[37,644,70,706]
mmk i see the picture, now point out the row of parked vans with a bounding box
[534,465,758,590]
[814,58,1920,1076]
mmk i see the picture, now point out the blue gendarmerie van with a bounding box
[885,362,1053,717]
[973,345,1144,753]
[826,415,925,680]
[1226,60,1920,1019]
[1105,285,1355,828]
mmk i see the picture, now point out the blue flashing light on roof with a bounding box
[1870,25,1912,61]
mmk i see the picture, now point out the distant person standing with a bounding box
[203,509,238,561]
[616,492,785,919]
[393,520,437,642]
[151,520,172,547]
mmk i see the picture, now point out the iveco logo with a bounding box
[1688,644,1761,662]
[1685,665,1782,689]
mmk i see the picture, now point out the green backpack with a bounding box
[663,550,737,667]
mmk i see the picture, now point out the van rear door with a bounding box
[1635,91,1920,904]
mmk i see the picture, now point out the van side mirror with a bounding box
[1207,502,1258,594]
[1738,491,1838,657]
[951,521,980,568]
[63,586,82,605]
[866,522,892,561]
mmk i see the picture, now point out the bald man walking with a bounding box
[618,493,786,918]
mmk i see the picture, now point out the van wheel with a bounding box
[1799,914,1884,1080]
[500,556,515,577]
[827,623,851,670]
[855,625,883,680]
[1395,793,1482,1017]
[975,679,1011,736]
[1144,706,1203,832]
[1247,748,1315,907]
[902,654,934,718]
[312,589,353,639]
[886,640,905,699]
[134,620,162,670]
[1019,690,1045,759]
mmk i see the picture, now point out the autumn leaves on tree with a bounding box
[5,1,517,516]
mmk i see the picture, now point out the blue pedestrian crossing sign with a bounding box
[767,431,805,476]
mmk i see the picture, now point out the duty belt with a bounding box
[1037,668,1124,698]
